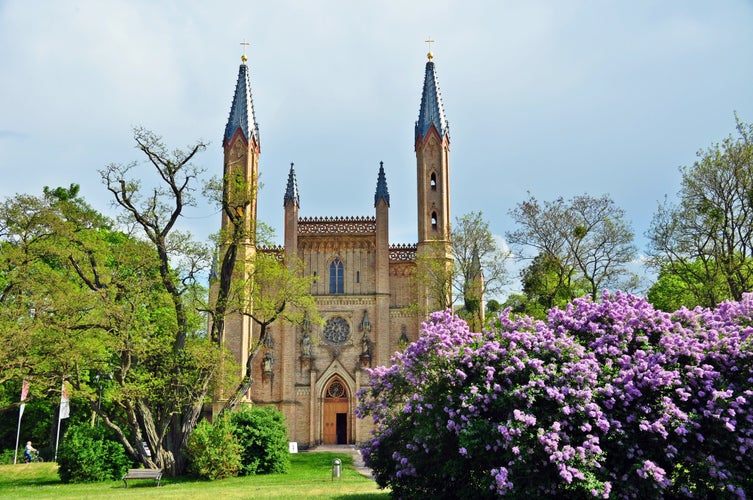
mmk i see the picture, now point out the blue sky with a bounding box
[2,1,753,296]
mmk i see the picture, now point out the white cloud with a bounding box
[1,0,753,292]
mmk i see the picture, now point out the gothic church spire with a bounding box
[223,57,260,148]
[374,161,390,207]
[284,162,300,207]
[415,52,450,144]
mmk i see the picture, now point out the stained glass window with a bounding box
[329,259,344,294]
[323,317,350,345]
[326,380,346,398]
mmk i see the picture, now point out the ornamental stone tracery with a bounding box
[323,316,351,346]
[298,216,376,235]
[326,380,346,399]
[389,244,417,262]
[258,246,284,260]
[317,297,374,307]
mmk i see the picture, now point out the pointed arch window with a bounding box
[430,173,437,191]
[329,258,344,294]
[431,212,438,231]
[325,378,347,399]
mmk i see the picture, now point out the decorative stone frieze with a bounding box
[298,216,376,234]
[389,243,417,262]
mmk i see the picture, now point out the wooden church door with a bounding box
[323,378,349,444]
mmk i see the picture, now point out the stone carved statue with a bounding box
[301,331,312,357]
[262,352,274,373]
[360,310,371,333]
[361,334,370,356]
[400,324,409,344]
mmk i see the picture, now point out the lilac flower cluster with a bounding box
[356,292,753,498]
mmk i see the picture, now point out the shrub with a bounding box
[57,422,132,483]
[230,405,290,475]
[0,448,17,464]
[356,292,753,498]
[185,414,242,480]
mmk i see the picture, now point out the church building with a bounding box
[217,47,452,448]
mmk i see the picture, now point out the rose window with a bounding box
[323,317,350,345]
[326,380,346,398]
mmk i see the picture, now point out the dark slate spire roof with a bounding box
[284,162,299,207]
[223,61,260,147]
[374,161,390,207]
[415,57,449,142]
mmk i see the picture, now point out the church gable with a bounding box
[315,358,357,397]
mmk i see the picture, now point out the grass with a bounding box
[0,451,390,500]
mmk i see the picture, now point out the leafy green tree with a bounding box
[506,252,590,319]
[230,405,290,475]
[205,171,319,411]
[0,179,227,474]
[185,414,242,480]
[647,258,728,311]
[0,186,103,394]
[0,184,120,457]
[213,231,318,411]
[57,421,133,483]
[414,241,454,314]
[647,116,753,306]
[485,299,502,317]
[507,193,638,301]
[98,128,233,473]
[451,212,510,330]
[499,293,528,316]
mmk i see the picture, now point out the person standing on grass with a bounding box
[24,441,36,463]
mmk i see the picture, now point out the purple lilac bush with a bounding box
[355,292,753,499]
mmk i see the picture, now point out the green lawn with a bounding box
[0,451,389,499]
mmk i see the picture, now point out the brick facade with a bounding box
[214,54,451,448]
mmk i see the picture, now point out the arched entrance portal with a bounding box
[323,377,350,444]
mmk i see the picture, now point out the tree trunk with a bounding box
[221,376,255,414]
[169,383,209,474]
[220,319,274,414]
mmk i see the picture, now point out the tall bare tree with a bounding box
[100,127,216,474]
[204,168,319,412]
[507,193,637,301]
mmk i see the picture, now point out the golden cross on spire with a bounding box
[425,36,435,60]
[240,39,250,63]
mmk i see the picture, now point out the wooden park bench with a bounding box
[122,468,162,487]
